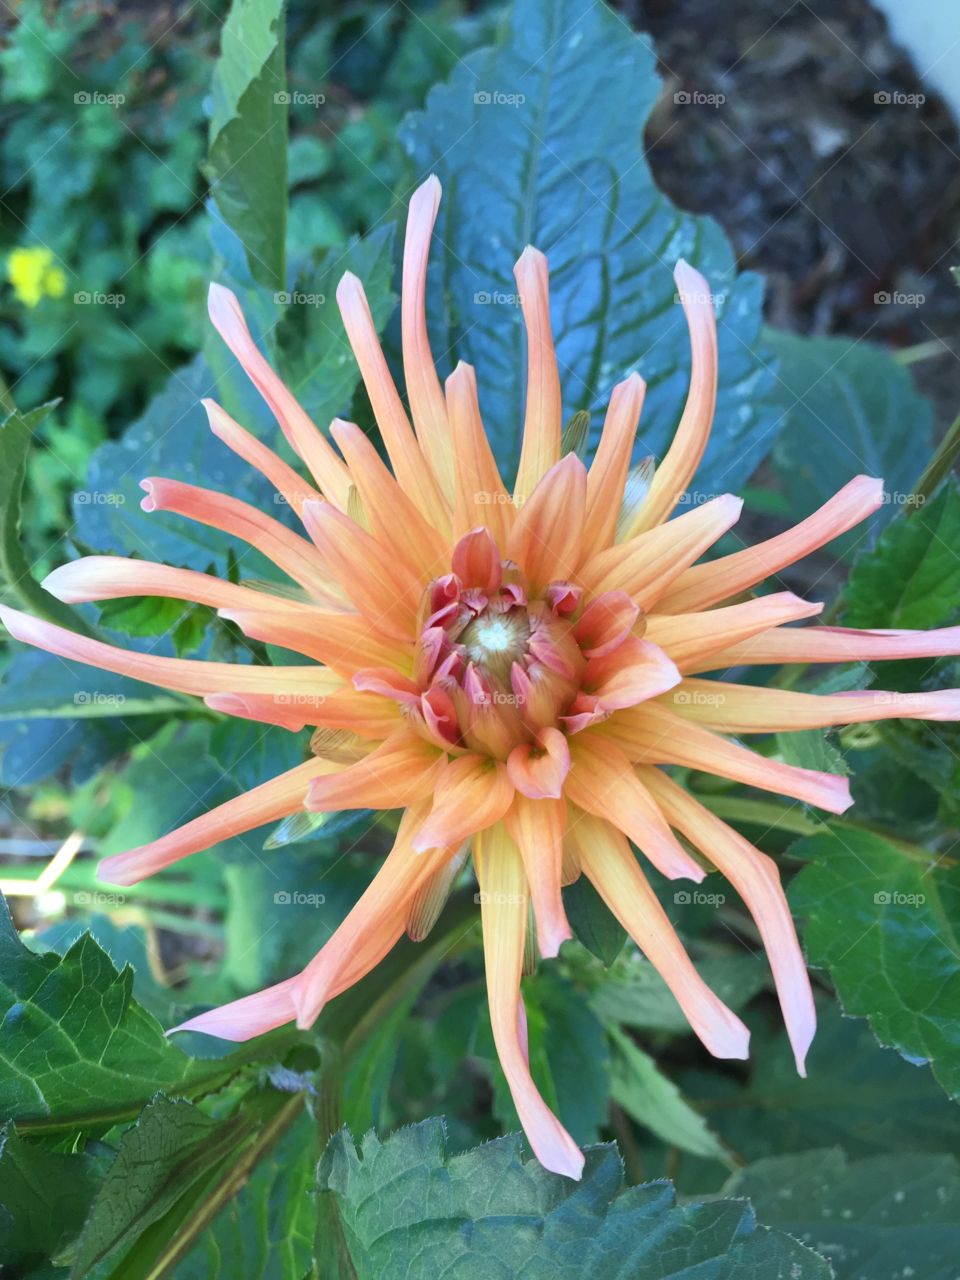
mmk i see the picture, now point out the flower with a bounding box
[5,175,960,1181]
[6,246,67,307]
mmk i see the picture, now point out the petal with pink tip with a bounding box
[574,591,641,658]
[579,494,743,606]
[473,822,584,1179]
[642,768,815,1074]
[207,283,351,506]
[402,175,455,499]
[702,623,960,670]
[571,808,750,1061]
[0,604,340,699]
[42,556,328,617]
[658,475,884,614]
[646,592,823,673]
[140,477,341,605]
[202,399,322,517]
[451,528,502,593]
[99,758,339,885]
[446,362,514,544]
[607,702,853,813]
[584,373,646,551]
[623,260,718,536]
[581,636,682,712]
[668,680,960,731]
[513,247,562,505]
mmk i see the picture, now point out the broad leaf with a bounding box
[318,1119,830,1279]
[768,329,934,553]
[207,0,287,290]
[790,826,960,1100]
[562,876,625,967]
[400,0,777,485]
[0,896,247,1133]
[726,1148,960,1280]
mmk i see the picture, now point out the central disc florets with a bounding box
[460,607,531,669]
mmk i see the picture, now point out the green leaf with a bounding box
[0,896,244,1134]
[607,1025,730,1162]
[725,1149,960,1280]
[318,1119,830,1279]
[207,0,287,290]
[790,826,960,1100]
[0,1124,104,1273]
[562,876,625,966]
[0,401,92,632]
[776,728,849,777]
[400,0,777,486]
[768,329,934,553]
[844,477,960,630]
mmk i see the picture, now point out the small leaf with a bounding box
[790,826,960,1101]
[607,1025,730,1162]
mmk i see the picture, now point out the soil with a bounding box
[631,0,960,429]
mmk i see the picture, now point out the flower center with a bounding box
[460,607,531,671]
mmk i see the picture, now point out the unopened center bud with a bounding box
[460,606,530,678]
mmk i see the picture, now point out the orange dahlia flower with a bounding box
[4,176,960,1180]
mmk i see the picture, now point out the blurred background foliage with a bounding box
[1,1,959,1276]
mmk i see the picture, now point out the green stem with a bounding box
[912,410,960,509]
